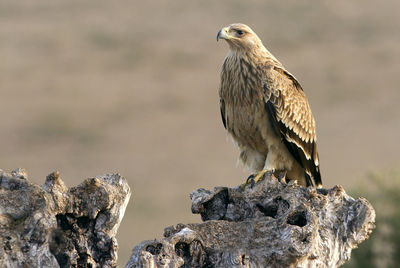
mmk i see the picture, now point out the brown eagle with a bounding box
[217,23,322,187]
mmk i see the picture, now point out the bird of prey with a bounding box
[217,23,322,187]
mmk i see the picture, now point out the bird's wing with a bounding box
[263,65,322,187]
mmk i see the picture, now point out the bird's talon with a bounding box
[241,170,271,189]
[246,174,255,185]
[250,179,255,188]
[240,174,255,189]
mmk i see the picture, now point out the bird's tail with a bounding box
[304,165,322,188]
[307,166,322,188]
[313,166,323,188]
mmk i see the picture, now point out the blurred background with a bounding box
[0,0,399,266]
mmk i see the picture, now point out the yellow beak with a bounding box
[216,27,230,41]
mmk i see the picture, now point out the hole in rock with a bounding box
[287,210,307,227]
[77,216,90,229]
[257,203,278,218]
[146,243,163,255]
[257,196,289,218]
[175,242,190,258]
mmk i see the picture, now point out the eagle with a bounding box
[217,23,322,187]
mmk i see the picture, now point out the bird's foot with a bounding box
[241,169,273,189]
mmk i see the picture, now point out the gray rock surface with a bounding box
[0,168,131,268]
[126,174,375,268]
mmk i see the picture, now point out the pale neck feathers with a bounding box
[226,39,282,68]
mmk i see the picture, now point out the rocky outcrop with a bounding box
[0,167,375,267]
[126,174,375,268]
[0,168,131,268]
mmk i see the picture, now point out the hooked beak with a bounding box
[217,27,229,41]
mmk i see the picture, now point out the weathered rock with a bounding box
[0,168,131,268]
[126,174,375,268]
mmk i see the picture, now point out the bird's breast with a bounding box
[220,57,268,153]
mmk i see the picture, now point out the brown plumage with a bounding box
[217,23,322,187]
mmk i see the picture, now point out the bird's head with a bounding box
[217,23,263,51]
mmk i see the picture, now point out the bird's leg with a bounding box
[253,169,271,184]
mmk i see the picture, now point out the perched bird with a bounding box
[217,23,322,187]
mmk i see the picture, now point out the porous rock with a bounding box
[0,168,131,268]
[126,174,375,268]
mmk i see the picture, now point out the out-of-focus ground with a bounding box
[0,0,398,265]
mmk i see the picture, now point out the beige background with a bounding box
[0,0,399,265]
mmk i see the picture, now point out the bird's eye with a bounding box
[237,30,244,36]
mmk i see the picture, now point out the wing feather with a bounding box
[220,98,226,129]
[263,65,322,187]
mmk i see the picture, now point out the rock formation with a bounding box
[0,168,131,268]
[126,174,375,268]
[0,167,375,267]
